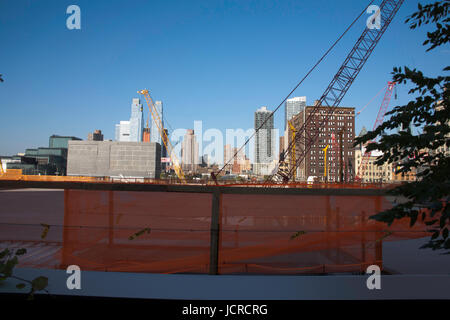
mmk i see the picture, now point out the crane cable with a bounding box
[213,0,375,179]
[356,83,388,117]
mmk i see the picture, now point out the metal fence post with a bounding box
[209,189,221,275]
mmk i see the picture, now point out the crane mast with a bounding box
[138,89,186,182]
[273,0,405,183]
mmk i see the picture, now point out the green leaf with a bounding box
[128,227,151,240]
[290,231,306,240]
[2,256,18,277]
[31,276,48,291]
[15,248,27,256]
[16,283,26,289]
[40,224,50,239]
[0,249,10,259]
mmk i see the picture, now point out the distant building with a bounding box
[254,106,275,175]
[6,135,80,175]
[201,154,209,167]
[355,148,392,183]
[181,129,199,173]
[290,104,355,182]
[115,121,131,142]
[231,147,245,174]
[67,141,161,179]
[49,135,82,149]
[0,156,20,173]
[88,130,104,141]
[143,127,151,142]
[115,98,144,142]
[392,165,417,182]
[150,101,163,145]
[279,136,285,158]
[285,97,306,130]
[223,144,233,172]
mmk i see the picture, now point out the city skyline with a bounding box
[0,1,446,156]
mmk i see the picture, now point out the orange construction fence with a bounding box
[0,187,430,274]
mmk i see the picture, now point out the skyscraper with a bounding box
[254,106,275,175]
[150,101,163,144]
[115,98,144,142]
[181,129,199,173]
[129,98,144,142]
[285,96,306,129]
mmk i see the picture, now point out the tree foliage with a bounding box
[354,1,449,252]
[0,247,49,299]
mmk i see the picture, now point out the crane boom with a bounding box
[272,0,405,182]
[138,89,186,182]
[357,81,396,180]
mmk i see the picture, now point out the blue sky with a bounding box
[0,0,448,155]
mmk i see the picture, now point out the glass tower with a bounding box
[285,96,306,129]
[129,98,144,142]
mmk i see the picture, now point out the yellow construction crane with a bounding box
[322,144,329,181]
[137,89,186,182]
[288,120,297,181]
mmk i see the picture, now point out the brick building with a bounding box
[290,104,355,182]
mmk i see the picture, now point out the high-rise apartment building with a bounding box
[115,98,144,142]
[223,144,233,172]
[254,106,275,175]
[181,129,199,173]
[129,98,144,142]
[285,97,306,130]
[290,104,355,182]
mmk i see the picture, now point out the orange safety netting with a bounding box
[0,188,429,274]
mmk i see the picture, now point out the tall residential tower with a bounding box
[254,106,275,175]
[285,96,306,129]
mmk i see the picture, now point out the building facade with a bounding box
[129,98,144,142]
[181,129,199,173]
[255,106,275,167]
[355,148,392,183]
[254,106,276,176]
[115,121,131,142]
[223,144,233,173]
[67,141,161,179]
[88,130,104,141]
[290,105,355,182]
[6,135,81,175]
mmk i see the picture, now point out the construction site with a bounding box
[1,0,449,303]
